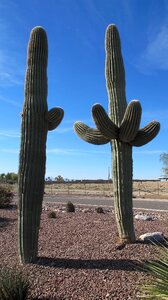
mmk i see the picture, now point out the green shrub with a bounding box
[0,186,14,208]
[141,241,168,299]
[48,211,56,218]
[96,207,104,213]
[0,268,29,300]
[66,201,75,212]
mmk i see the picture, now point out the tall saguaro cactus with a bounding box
[18,27,64,263]
[74,25,160,243]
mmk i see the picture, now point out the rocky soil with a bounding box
[0,204,167,300]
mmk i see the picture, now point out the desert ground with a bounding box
[0,204,168,299]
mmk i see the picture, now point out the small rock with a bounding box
[82,208,90,213]
[54,208,61,212]
[138,232,165,243]
[42,206,48,211]
[106,293,110,298]
[134,213,153,221]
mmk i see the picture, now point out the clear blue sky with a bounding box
[0,0,167,180]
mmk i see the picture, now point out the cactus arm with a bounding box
[119,100,142,143]
[105,24,127,125]
[47,107,64,131]
[92,104,119,139]
[74,122,110,145]
[129,121,160,147]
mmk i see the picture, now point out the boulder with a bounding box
[138,232,165,243]
[134,213,154,221]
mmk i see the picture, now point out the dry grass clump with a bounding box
[66,201,75,212]
[47,211,57,218]
[0,186,14,208]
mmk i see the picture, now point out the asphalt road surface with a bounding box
[43,194,168,211]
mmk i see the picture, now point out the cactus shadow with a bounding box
[0,217,15,229]
[35,257,143,272]
[32,297,61,300]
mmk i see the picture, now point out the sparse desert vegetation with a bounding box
[44,180,168,199]
[2,180,168,199]
[0,185,14,208]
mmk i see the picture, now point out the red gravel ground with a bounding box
[0,204,167,300]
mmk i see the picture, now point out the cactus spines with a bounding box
[92,104,119,140]
[18,26,64,264]
[129,121,160,147]
[47,107,64,131]
[74,24,160,243]
[105,25,126,125]
[119,100,142,142]
[74,122,110,145]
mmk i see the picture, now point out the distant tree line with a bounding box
[45,175,65,182]
[160,153,168,179]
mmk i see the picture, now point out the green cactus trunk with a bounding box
[112,141,134,242]
[106,26,135,242]
[74,24,160,244]
[18,27,63,263]
[18,27,48,263]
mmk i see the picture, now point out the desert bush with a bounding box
[66,201,75,212]
[96,207,104,213]
[48,211,56,218]
[0,267,29,300]
[141,241,168,299]
[0,186,14,208]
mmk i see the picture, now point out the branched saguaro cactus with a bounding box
[18,26,64,263]
[74,25,160,243]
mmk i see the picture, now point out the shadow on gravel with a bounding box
[32,297,62,300]
[0,217,11,228]
[0,217,16,229]
[35,257,143,272]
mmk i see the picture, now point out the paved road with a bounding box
[43,194,168,211]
